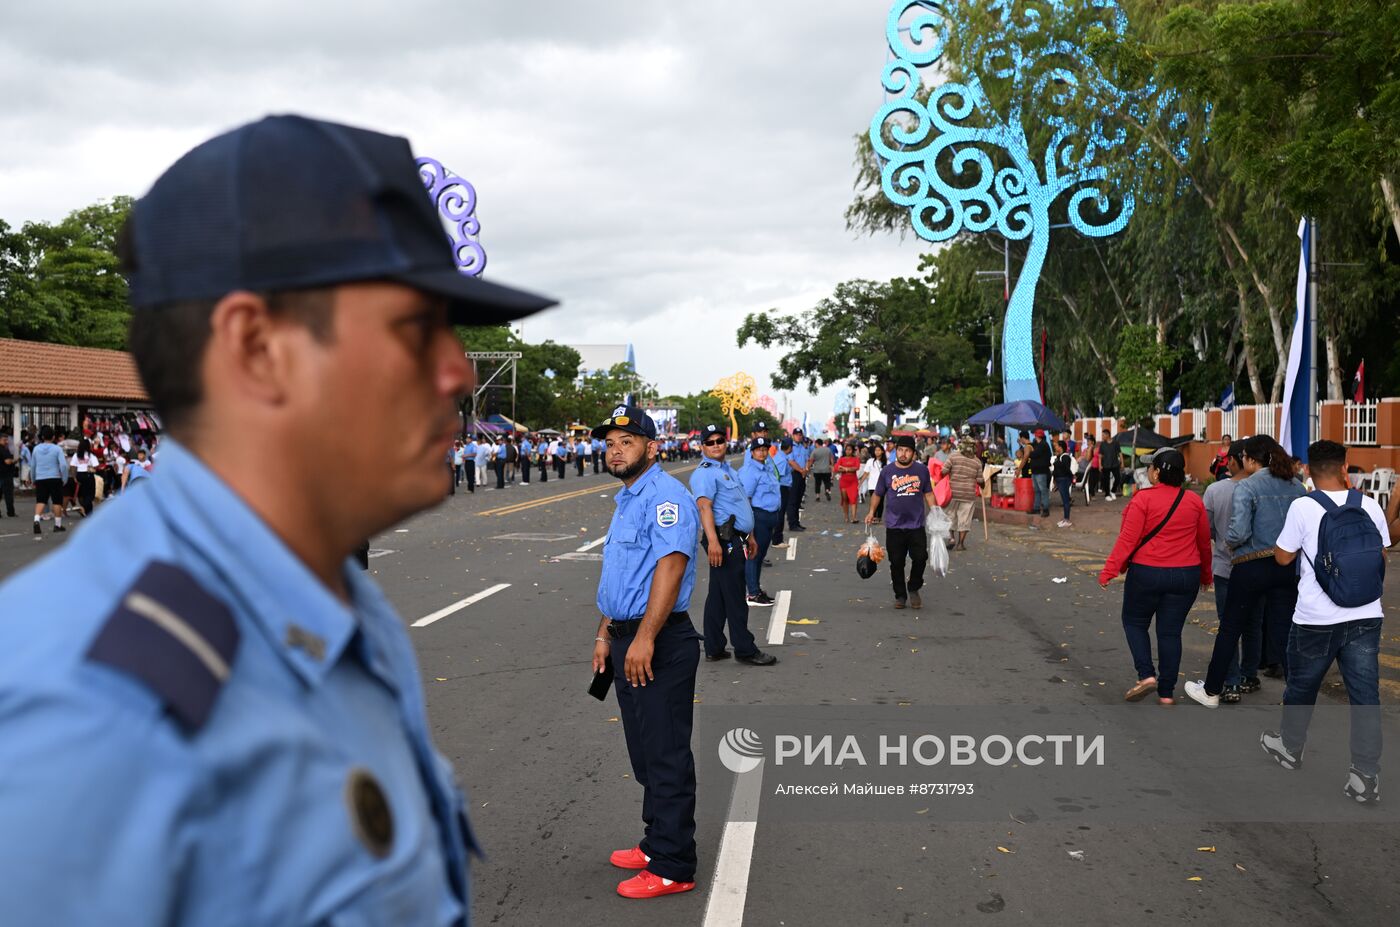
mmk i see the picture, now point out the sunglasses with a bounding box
[703,438,726,446]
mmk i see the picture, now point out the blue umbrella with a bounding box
[966,400,1068,432]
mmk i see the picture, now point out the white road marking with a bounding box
[576,536,608,552]
[412,583,511,628]
[785,537,797,561]
[765,590,791,646]
[701,764,764,927]
[367,548,395,559]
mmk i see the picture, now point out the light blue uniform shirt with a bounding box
[739,455,781,512]
[495,443,508,460]
[0,440,474,925]
[464,440,477,460]
[788,443,810,469]
[689,458,754,534]
[519,439,533,456]
[474,443,490,468]
[597,463,699,620]
[31,442,69,481]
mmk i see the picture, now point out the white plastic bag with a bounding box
[925,506,952,576]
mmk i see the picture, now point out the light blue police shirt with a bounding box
[31,442,69,481]
[597,463,698,620]
[689,458,754,534]
[464,440,478,460]
[0,440,474,926]
[495,443,508,460]
[739,455,781,512]
[519,439,533,456]
[789,443,810,469]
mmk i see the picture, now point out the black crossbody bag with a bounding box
[1126,487,1186,566]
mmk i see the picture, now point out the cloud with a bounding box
[0,0,930,427]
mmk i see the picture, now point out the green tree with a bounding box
[0,197,133,349]
[738,277,981,423]
[1114,324,1177,427]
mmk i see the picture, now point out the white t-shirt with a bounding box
[1275,490,1391,627]
[68,453,98,473]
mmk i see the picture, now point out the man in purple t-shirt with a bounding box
[864,435,935,609]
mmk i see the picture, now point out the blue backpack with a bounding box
[1303,490,1385,608]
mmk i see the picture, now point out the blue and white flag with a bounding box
[1219,384,1235,412]
[1279,218,1312,461]
[1168,390,1182,416]
[986,357,993,376]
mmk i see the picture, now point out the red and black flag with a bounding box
[1353,360,1365,404]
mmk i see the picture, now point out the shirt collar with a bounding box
[618,461,663,499]
[146,440,359,687]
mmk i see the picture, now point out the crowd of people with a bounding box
[445,431,708,494]
[0,421,159,533]
[1097,435,1400,804]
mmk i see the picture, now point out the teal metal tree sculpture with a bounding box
[870,0,1184,405]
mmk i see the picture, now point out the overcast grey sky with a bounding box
[0,0,928,428]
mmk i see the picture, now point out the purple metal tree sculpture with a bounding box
[416,156,487,276]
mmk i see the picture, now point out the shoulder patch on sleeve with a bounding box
[656,501,680,528]
[86,561,240,734]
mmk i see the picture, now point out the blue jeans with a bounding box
[1032,473,1050,514]
[1204,557,1297,694]
[1055,476,1072,520]
[1279,618,1382,776]
[1213,576,1263,686]
[744,507,779,596]
[1120,564,1200,699]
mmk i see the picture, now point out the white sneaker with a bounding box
[1184,680,1219,708]
[1106,494,1117,501]
[1057,520,1072,528]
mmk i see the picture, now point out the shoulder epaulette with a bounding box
[86,561,240,734]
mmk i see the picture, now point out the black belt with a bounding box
[607,611,690,639]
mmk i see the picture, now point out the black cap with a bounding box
[702,424,726,438]
[123,115,557,326]
[1151,448,1186,471]
[591,404,657,440]
[894,435,917,449]
[753,421,769,431]
[750,437,771,450]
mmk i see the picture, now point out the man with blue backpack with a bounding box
[1262,440,1391,803]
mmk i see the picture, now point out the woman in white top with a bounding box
[68,438,100,516]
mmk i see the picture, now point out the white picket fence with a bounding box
[1345,401,1379,446]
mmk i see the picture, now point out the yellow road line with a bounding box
[479,483,606,517]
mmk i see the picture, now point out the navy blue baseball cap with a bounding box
[122,114,556,325]
[592,404,657,440]
[702,424,726,438]
[750,436,771,450]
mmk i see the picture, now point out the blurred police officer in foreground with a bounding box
[591,404,703,899]
[0,115,555,925]
[689,424,776,666]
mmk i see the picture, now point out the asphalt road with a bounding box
[3,459,1398,925]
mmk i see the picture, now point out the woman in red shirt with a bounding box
[835,443,862,523]
[1098,448,1212,704]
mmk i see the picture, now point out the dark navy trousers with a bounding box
[609,618,701,882]
[704,536,757,658]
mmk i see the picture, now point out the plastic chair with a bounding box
[1370,468,1395,510]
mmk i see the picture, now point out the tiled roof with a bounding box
[0,338,149,402]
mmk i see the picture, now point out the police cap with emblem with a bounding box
[592,404,657,440]
[750,437,771,450]
[702,424,726,439]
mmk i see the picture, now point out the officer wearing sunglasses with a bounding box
[689,424,777,666]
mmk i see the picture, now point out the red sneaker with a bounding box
[616,870,696,899]
[609,846,649,869]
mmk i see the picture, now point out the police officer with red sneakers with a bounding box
[591,404,703,899]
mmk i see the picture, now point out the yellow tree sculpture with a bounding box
[710,372,757,439]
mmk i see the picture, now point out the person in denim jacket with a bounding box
[1186,435,1304,706]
